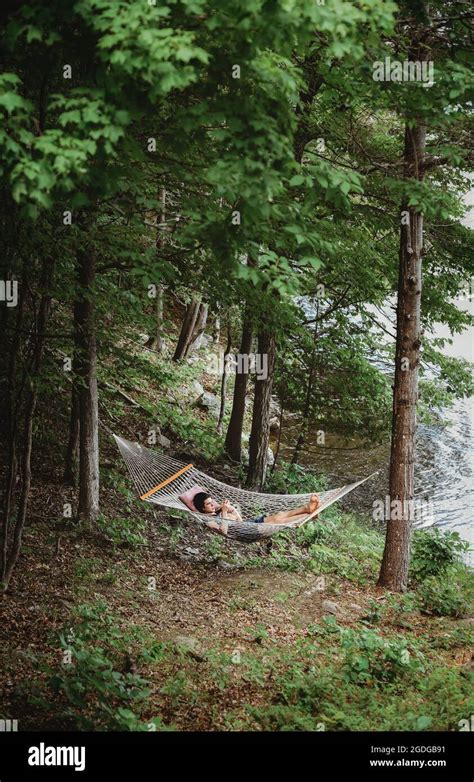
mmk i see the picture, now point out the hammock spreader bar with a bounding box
[140,463,193,500]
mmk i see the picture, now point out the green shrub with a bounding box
[307,513,383,584]
[297,517,337,546]
[97,514,146,548]
[309,542,356,579]
[264,460,327,495]
[431,624,473,650]
[160,671,197,709]
[44,601,172,730]
[246,704,324,731]
[385,592,420,628]
[410,529,469,582]
[276,663,330,711]
[341,627,425,685]
[205,534,225,560]
[417,576,470,618]
[74,557,101,581]
[103,468,136,507]
[360,598,388,625]
[386,592,420,615]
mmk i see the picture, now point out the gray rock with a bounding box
[322,600,340,615]
[269,397,281,416]
[216,560,238,570]
[184,546,200,556]
[349,603,363,612]
[156,434,171,448]
[241,446,274,467]
[192,380,204,398]
[197,391,220,417]
[304,583,326,597]
[189,333,209,351]
[174,635,206,661]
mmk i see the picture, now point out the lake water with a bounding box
[276,296,473,564]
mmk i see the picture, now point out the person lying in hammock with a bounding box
[192,492,321,536]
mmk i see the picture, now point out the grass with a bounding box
[23,598,472,732]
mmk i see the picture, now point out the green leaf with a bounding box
[289,174,305,187]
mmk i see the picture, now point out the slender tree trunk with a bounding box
[63,301,81,486]
[2,257,54,589]
[173,298,201,361]
[3,389,36,589]
[64,380,80,486]
[146,186,166,352]
[271,405,284,474]
[217,322,232,435]
[186,301,208,356]
[292,325,318,465]
[245,332,276,489]
[378,119,426,591]
[155,186,166,353]
[291,379,313,466]
[224,315,253,461]
[292,394,311,467]
[293,57,324,164]
[154,285,164,351]
[76,242,100,524]
[0,278,27,580]
[212,315,220,343]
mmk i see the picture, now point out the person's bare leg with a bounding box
[264,494,320,524]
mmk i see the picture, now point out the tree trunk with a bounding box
[146,186,166,352]
[211,315,220,343]
[217,321,232,435]
[292,325,318,465]
[378,120,426,591]
[291,386,311,466]
[3,389,36,589]
[245,332,276,489]
[186,301,208,356]
[0,278,27,581]
[293,57,324,164]
[63,380,80,486]
[271,405,284,474]
[76,242,100,524]
[173,298,201,361]
[2,257,54,589]
[154,285,164,351]
[224,315,253,461]
[63,301,81,486]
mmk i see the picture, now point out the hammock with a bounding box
[114,435,377,543]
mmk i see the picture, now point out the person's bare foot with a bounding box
[306,493,321,514]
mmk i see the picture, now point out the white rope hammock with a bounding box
[114,435,377,542]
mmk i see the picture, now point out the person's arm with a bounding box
[221,499,242,521]
[206,518,229,536]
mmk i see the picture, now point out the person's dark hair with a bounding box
[193,492,212,513]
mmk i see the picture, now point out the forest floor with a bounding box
[1,494,473,732]
[1,336,473,732]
